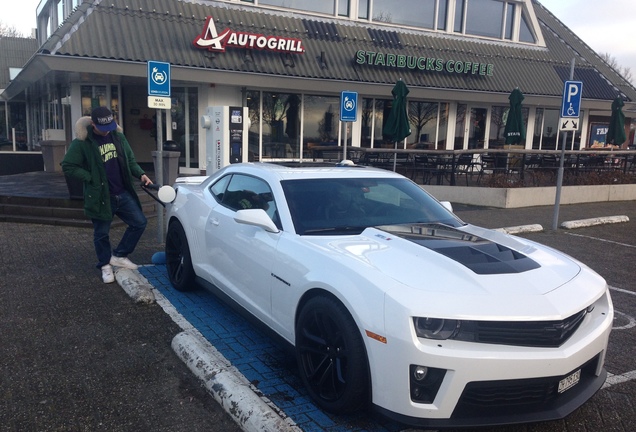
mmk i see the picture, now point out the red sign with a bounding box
[193,16,305,54]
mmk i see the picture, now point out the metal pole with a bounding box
[552,58,575,230]
[156,109,164,243]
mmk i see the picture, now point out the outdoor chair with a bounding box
[454,153,480,185]
[477,154,507,185]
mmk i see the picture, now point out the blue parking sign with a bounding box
[340,91,358,122]
[148,61,171,97]
[561,80,582,118]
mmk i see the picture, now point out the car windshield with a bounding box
[281,177,464,235]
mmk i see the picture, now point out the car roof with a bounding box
[223,162,405,181]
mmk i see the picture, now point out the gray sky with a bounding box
[539,0,635,82]
[4,0,635,83]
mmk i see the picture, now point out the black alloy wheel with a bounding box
[165,220,196,291]
[295,295,369,414]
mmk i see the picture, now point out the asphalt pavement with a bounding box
[1,200,634,431]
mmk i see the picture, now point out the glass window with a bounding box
[533,108,559,150]
[304,94,339,148]
[361,98,374,147]
[408,101,440,148]
[519,12,536,43]
[455,104,466,149]
[217,174,279,226]
[504,3,515,40]
[171,87,199,168]
[373,0,437,28]
[454,0,465,33]
[246,90,261,160]
[359,0,370,19]
[465,0,504,38]
[437,0,448,30]
[338,0,350,16]
[259,92,302,158]
[259,0,335,15]
[375,99,391,147]
[281,177,462,235]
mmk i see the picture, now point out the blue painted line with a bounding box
[139,265,404,432]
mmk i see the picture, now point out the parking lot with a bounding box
[1,201,634,431]
[139,202,636,432]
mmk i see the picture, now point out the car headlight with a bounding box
[413,317,460,340]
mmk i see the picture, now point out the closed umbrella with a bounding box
[382,80,411,171]
[606,97,626,147]
[504,88,526,145]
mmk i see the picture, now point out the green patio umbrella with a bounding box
[504,88,526,145]
[606,97,626,146]
[383,79,411,171]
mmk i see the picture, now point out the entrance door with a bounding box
[467,107,487,149]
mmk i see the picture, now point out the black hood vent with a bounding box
[379,224,540,275]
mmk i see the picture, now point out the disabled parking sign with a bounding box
[561,80,582,118]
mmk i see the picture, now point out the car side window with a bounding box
[210,174,231,203]
[218,174,281,229]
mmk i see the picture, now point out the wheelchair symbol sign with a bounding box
[561,80,582,118]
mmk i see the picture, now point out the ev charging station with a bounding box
[201,106,249,174]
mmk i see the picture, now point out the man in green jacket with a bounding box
[62,107,153,283]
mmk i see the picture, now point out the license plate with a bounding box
[558,369,581,393]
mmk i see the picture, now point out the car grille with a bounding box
[452,355,600,419]
[455,308,588,347]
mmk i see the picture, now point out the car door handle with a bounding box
[210,217,219,226]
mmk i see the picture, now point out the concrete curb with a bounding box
[494,224,544,234]
[114,267,156,304]
[560,215,630,229]
[119,269,298,432]
[172,331,299,432]
[495,214,630,234]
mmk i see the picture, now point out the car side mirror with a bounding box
[234,209,280,233]
[440,201,453,212]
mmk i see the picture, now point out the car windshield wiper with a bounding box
[302,226,368,235]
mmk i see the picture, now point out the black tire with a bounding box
[295,296,369,414]
[165,220,196,291]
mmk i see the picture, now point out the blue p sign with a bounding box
[561,80,583,118]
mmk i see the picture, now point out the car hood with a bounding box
[304,223,583,298]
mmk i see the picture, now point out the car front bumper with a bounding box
[368,289,613,428]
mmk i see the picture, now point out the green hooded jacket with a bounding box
[61,117,145,221]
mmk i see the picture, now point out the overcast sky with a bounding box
[4,0,636,82]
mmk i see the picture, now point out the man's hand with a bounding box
[140,174,153,186]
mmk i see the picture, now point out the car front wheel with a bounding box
[295,295,369,414]
[165,220,196,291]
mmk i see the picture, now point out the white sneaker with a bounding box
[109,256,138,270]
[101,265,115,283]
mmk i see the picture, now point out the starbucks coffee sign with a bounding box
[355,50,494,76]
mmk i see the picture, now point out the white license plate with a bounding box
[558,369,581,393]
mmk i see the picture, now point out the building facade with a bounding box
[2,0,635,173]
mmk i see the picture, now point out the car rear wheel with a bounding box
[295,296,369,414]
[165,220,196,291]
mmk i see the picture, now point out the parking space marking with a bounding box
[565,232,636,248]
[612,310,636,330]
[603,370,636,389]
[610,285,636,296]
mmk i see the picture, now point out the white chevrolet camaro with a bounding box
[162,162,613,428]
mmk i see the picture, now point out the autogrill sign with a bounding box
[194,16,305,54]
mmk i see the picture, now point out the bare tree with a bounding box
[600,52,633,84]
[0,22,26,37]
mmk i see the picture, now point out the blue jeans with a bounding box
[92,191,147,268]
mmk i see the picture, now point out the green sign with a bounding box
[355,50,494,76]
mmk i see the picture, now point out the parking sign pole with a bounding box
[552,58,575,230]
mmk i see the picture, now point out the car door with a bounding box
[205,173,281,323]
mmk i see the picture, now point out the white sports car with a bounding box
[163,162,612,428]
